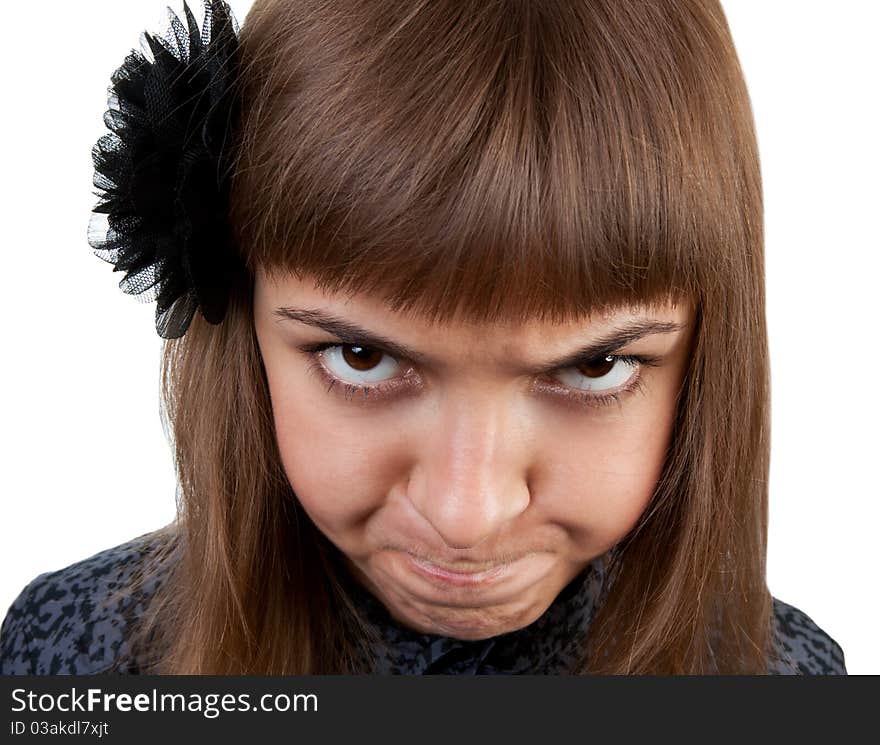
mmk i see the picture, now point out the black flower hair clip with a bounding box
[88,0,245,339]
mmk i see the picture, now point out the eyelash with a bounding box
[299,342,660,411]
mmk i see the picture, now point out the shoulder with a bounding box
[0,529,173,675]
[768,595,847,675]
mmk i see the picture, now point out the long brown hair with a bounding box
[129,0,775,674]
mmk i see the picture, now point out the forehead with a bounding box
[255,267,691,349]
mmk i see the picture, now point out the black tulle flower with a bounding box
[88,0,244,339]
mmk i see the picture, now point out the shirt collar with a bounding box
[344,549,619,674]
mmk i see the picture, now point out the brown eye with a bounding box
[553,354,637,394]
[575,355,615,378]
[341,344,384,372]
[318,343,404,386]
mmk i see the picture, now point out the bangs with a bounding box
[229,0,758,326]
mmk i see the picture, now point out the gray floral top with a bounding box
[0,531,847,675]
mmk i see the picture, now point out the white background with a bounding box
[0,1,876,673]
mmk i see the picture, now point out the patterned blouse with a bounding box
[0,531,847,675]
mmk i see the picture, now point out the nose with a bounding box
[407,391,531,550]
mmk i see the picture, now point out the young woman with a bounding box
[0,0,846,675]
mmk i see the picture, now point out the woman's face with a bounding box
[254,267,694,640]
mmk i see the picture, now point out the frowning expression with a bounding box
[254,268,694,640]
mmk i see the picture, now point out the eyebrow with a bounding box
[273,306,687,376]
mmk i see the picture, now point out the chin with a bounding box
[392,598,544,640]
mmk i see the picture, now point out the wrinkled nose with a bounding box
[407,392,531,550]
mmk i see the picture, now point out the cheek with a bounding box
[266,371,401,534]
[544,403,677,548]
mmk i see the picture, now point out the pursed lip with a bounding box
[406,553,510,586]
